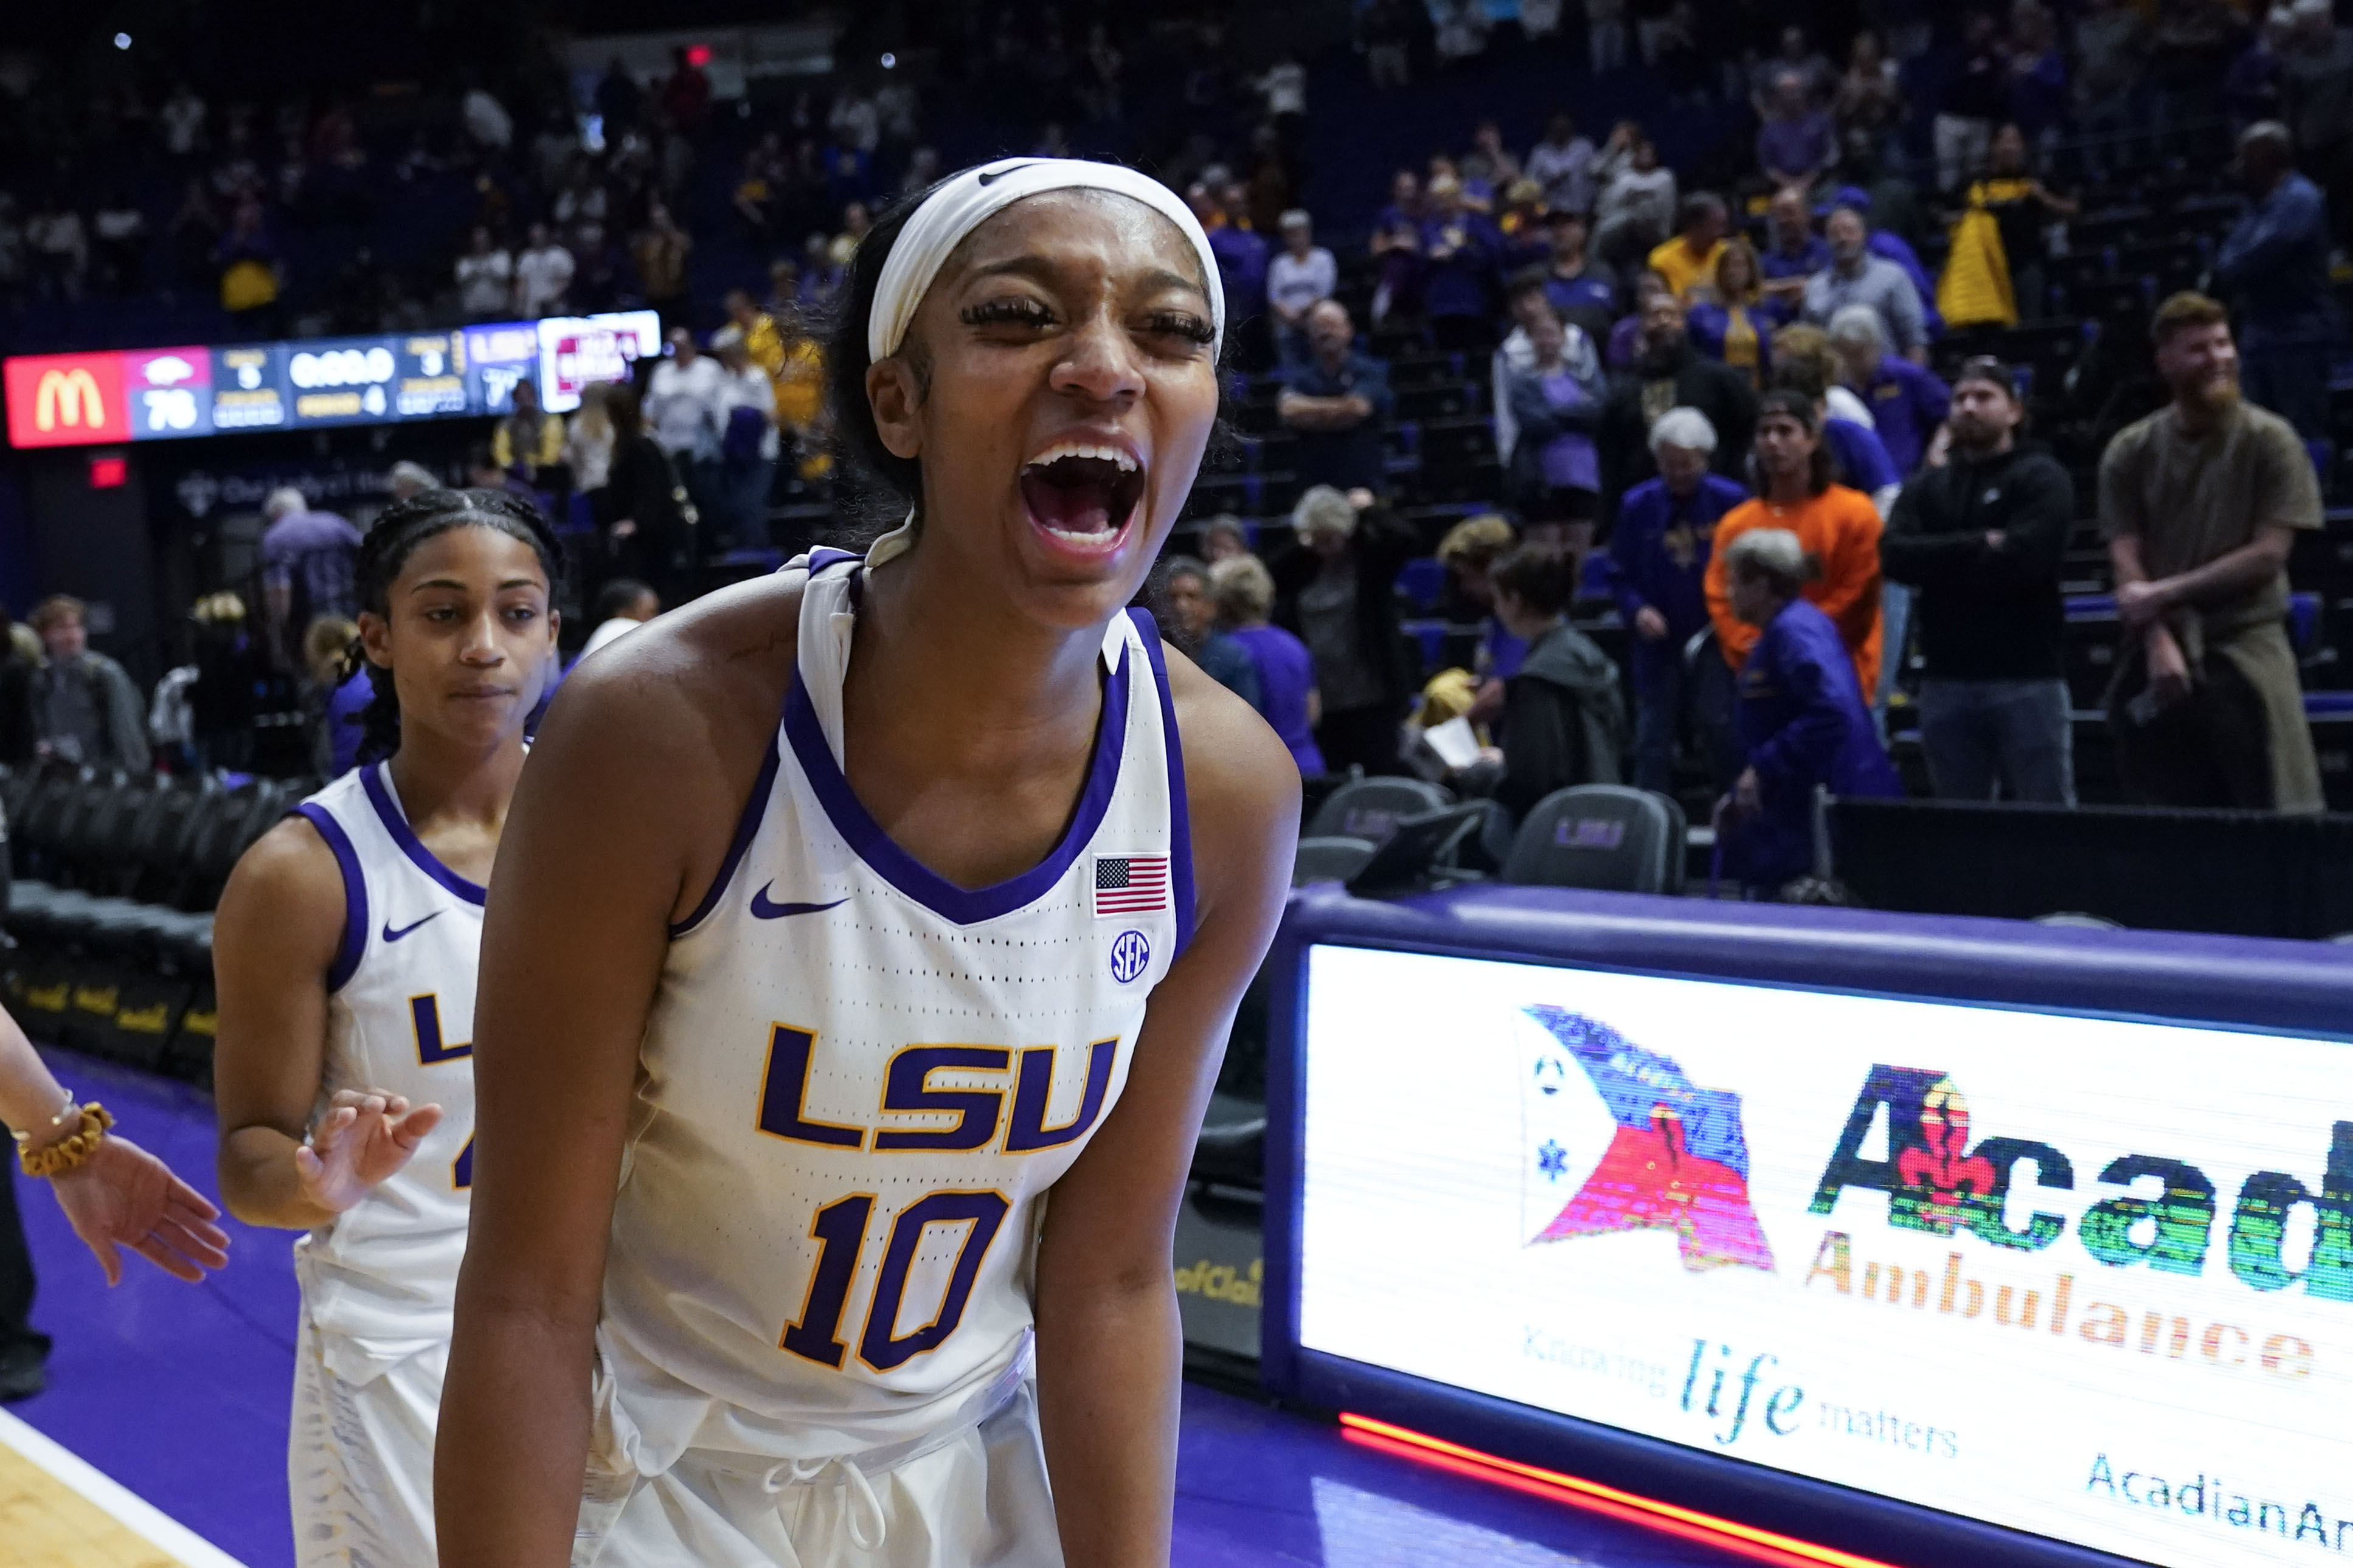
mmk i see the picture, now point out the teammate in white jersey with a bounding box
[212,489,561,1566]
[441,159,1300,1567]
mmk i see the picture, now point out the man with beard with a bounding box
[2099,293,2324,812]
[1880,359,2077,803]
[1597,287,1757,522]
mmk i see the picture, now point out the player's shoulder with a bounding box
[218,810,349,961]
[550,568,803,758]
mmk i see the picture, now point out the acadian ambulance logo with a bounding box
[1806,1066,2346,1382]
[1520,1007,1775,1273]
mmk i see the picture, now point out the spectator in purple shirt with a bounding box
[1538,209,1621,345]
[2005,3,2071,161]
[258,486,362,672]
[1757,72,1840,192]
[1419,173,1502,350]
[1196,181,1272,368]
[1721,527,1902,892]
[1211,553,1324,776]
[1826,305,1949,476]
[1759,187,1831,323]
[1368,168,1427,324]
[1505,305,1607,539]
[1595,407,1749,790]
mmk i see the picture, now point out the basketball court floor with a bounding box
[1,1050,1750,1568]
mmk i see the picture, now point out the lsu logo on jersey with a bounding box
[754,1024,1120,1372]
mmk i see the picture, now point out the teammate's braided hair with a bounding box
[343,487,566,765]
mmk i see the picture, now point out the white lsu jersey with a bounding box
[291,763,483,1383]
[594,548,1192,1478]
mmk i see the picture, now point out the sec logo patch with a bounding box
[1109,929,1152,984]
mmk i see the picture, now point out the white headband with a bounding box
[864,157,1225,364]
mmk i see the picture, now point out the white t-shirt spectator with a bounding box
[93,205,145,246]
[1256,62,1307,118]
[645,354,727,459]
[161,90,207,157]
[1267,246,1337,319]
[719,364,780,461]
[1524,133,1597,215]
[455,246,513,319]
[513,241,575,317]
[463,88,514,150]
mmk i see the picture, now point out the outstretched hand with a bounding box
[49,1135,232,1286]
[295,1090,444,1216]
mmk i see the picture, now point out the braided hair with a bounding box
[344,487,566,765]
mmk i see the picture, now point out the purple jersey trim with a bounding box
[361,762,488,907]
[668,736,783,938]
[291,804,368,993]
[783,643,1134,927]
[1128,607,1196,958]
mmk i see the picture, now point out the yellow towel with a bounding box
[1418,667,1481,728]
[1937,206,2017,331]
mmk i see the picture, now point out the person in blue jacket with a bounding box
[1721,527,1902,894]
[1593,406,1749,792]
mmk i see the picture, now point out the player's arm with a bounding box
[1,998,228,1284]
[436,591,789,1568]
[213,818,366,1230]
[1034,656,1298,1568]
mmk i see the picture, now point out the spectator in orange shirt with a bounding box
[1705,390,1883,694]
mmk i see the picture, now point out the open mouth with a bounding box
[1019,441,1146,550]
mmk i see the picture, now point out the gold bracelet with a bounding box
[8,1086,77,1144]
[19,1104,113,1178]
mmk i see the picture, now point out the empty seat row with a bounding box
[2,762,311,975]
[1295,776,1687,897]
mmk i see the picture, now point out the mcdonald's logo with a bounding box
[36,368,103,432]
[4,352,128,448]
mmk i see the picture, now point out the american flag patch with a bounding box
[1093,855,1170,916]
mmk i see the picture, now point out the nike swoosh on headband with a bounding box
[383,911,444,943]
[750,885,850,920]
[976,162,1035,186]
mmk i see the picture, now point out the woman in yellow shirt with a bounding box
[1686,238,1773,389]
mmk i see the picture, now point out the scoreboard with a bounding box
[3,311,661,450]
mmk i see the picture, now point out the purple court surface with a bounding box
[9,1048,1747,1568]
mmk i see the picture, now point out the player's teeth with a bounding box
[1025,442,1139,471]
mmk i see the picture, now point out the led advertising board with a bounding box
[2,310,661,449]
[4,351,129,447]
[1294,942,2353,1568]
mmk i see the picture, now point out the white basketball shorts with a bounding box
[574,1381,1061,1568]
[290,1312,446,1568]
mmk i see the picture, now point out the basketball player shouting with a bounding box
[438,160,1299,1566]
[212,491,563,1566]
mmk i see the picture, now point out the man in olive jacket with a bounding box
[1879,358,2076,802]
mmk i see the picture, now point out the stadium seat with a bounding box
[1500,786,1682,893]
[1190,1090,1266,1189]
[1306,775,1453,844]
[1395,556,1449,612]
[1292,836,1379,886]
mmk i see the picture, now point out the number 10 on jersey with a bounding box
[781,1190,1011,1372]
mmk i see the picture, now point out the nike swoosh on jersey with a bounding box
[383,911,444,943]
[750,886,849,920]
